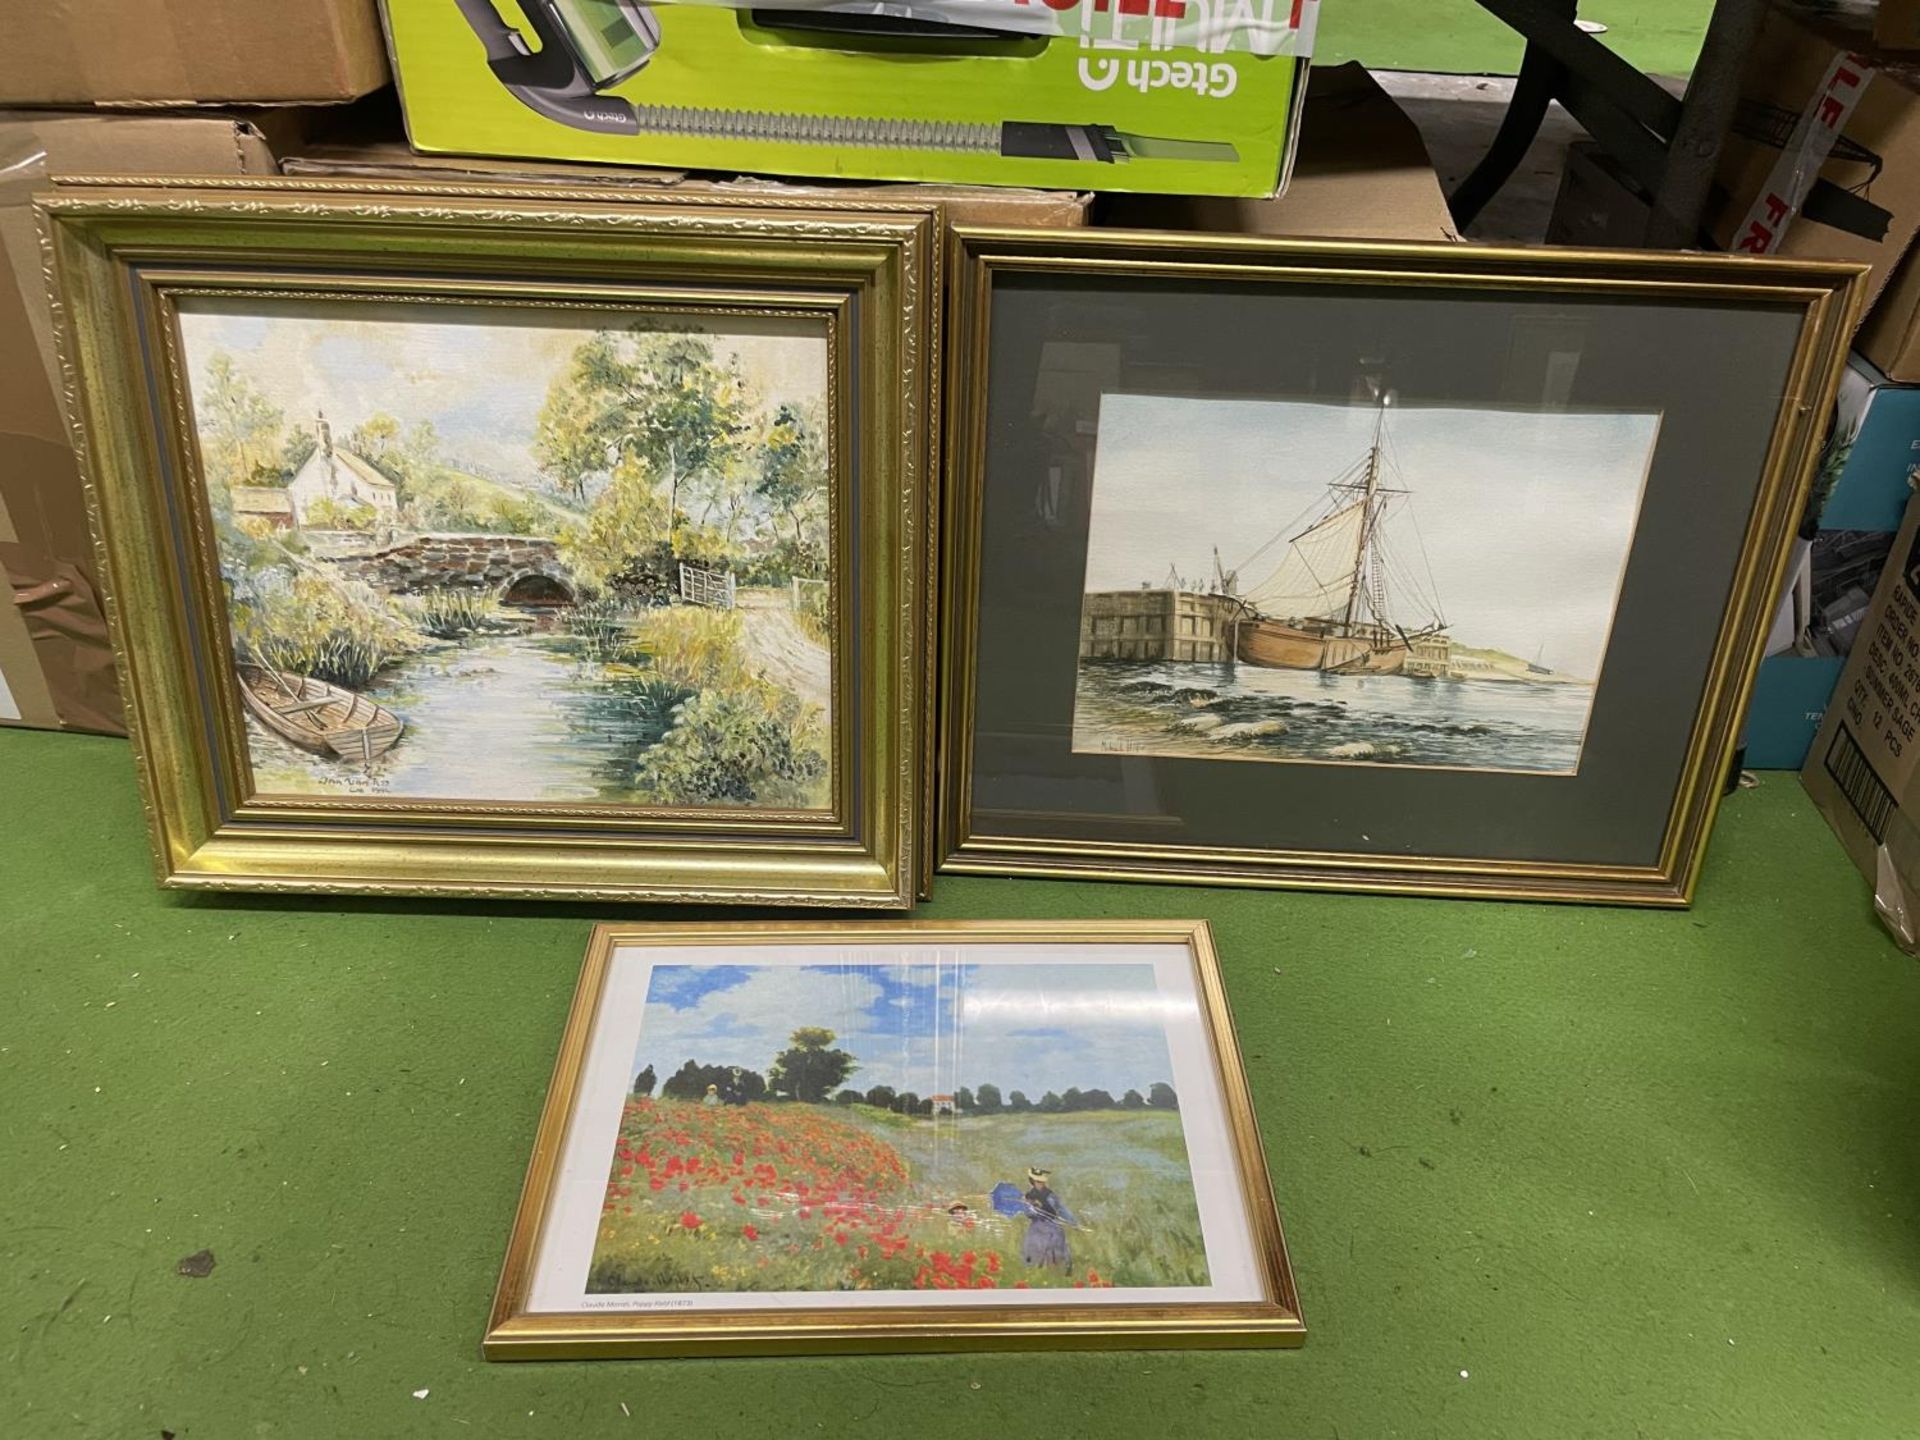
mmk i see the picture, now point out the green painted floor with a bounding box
[2,729,1918,1437]
[1317,0,1712,76]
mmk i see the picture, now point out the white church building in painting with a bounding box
[285,411,397,528]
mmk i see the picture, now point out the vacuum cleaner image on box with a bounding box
[452,0,1237,161]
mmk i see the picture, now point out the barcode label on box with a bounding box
[1826,724,1895,841]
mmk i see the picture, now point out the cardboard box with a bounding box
[379,0,1314,196]
[1708,1,1920,380]
[1880,0,1920,51]
[1749,352,1920,768]
[1803,489,1920,944]
[283,126,1091,228]
[0,111,282,736]
[1814,352,1920,534]
[1098,62,1459,242]
[0,0,389,107]
[1547,141,1649,249]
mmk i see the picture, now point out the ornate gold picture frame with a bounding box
[42,179,936,906]
[939,229,1862,905]
[486,919,1302,1358]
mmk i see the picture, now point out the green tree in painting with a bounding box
[535,325,749,554]
[953,1087,975,1113]
[280,424,317,478]
[348,411,403,467]
[767,1026,858,1104]
[1037,1091,1064,1114]
[753,401,828,577]
[660,1059,767,1103]
[863,1084,897,1111]
[1148,1082,1179,1111]
[1121,1088,1146,1110]
[973,1083,1004,1115]
[1008,1090,1033,1113]
[562,452,670,591]
[348,412,445,504]
[632,1064,657,1098]
[196,353,288,491]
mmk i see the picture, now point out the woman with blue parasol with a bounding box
[991,1167,1079,1272]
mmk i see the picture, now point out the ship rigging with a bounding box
[1229,397,1452,677]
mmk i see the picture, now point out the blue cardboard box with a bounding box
[1748,353,1920,767]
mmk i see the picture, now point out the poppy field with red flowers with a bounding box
[587,1099,1208,1295]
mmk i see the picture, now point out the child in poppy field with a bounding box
[1021,1167,1076,1271]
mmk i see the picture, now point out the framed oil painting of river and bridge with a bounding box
[41,179,937,906]
[485,920,1302,1357]
[940,229,1863,905]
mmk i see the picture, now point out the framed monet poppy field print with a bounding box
[940,229,1863,905]
[485,920,1301,1357]
[40,179,936,905]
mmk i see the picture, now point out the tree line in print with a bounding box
[632,1025,1180,1115]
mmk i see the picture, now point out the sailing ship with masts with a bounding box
[1228,397,1453,678]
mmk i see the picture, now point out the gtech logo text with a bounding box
[1078,55,1239,95]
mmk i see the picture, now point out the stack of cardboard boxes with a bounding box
[0,0,390,733]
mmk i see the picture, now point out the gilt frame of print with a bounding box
[485,920,1302,1358]
[940,229,1863,905]
[41,179,936,905]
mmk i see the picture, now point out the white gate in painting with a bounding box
[678,562,736,610]
[790,576,827,612]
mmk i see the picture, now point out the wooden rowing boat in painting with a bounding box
[236,663,403,765]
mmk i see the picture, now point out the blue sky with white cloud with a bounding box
[629,963,1181,1100]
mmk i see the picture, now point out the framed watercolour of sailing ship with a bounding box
[485,919,1303,1357]
[940,229,1863,905]
[41,178,937,905]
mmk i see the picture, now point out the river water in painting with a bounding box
[246,628,680,801]
[1072,660,1600,774]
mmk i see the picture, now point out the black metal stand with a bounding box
[1449,0,1768,247]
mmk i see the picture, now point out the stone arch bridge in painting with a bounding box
[326,533,576,606]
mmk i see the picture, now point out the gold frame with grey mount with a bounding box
[484,918,1303,1358]
[39,178,938,906]
[939,228,1864,906]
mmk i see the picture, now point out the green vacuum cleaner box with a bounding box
[381,0,1314,196]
